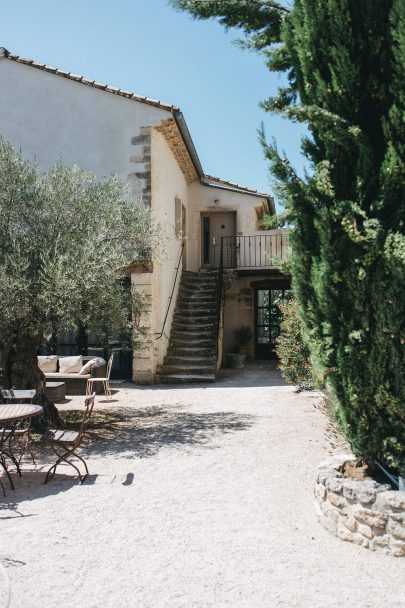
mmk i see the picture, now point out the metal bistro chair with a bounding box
[0,389,37,466]
[86,354,114,401]
[42,393,96,484]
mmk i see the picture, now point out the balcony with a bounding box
[216,231,290,270]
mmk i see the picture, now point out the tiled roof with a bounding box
[202,174,270,198]
[0,47,178,112]
[0,46,273,206]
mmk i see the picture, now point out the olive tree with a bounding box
[0,137,158,422]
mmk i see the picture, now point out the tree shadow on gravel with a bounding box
[62,406,255,459]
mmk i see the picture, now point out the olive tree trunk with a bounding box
[4,333,63,428]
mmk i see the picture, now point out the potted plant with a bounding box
[224,326,252,368]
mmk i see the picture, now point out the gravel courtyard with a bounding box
[1,362,404,608]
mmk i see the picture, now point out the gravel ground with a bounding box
[1,361,404,608]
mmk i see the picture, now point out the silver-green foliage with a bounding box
[276,298,313,390]
[0,137,158,362]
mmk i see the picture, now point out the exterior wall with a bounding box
[0,58,191,383]
[222,272,290,359]
[147,128,189,373]
[0,57,290,378]
[187,181,269,272]
[223,275,256,358]
[131,271,155,384]
[0,59,170,203]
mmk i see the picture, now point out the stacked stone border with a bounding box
[314,454,405,557]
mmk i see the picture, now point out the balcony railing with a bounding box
[215,232,290,270]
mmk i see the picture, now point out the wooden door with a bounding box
[201,212,236,268]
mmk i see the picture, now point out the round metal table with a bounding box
[0,404,43,490]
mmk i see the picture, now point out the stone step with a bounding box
[181,273,219,281]
[155,373,216,384]
[158,268,219,384]
[179,285,218,299]
[170,335,215,343]
[176,298,217,306]
[164,355,216,366]
[176,296,217,306]
[179,281,217,289]
[181,275,218,282]
[170,334,216,344]
[174,306,217,318]
[181,277,218,285]
[183,270,219,276]
[173,314,217,323]
[171,322,216,332]
[157,363,215,374]
[170,331,216,342]
[169,339,215,349]
[174,306,217,314]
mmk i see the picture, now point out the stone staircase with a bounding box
[155,270,220,384]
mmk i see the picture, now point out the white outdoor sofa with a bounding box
[38,355,107,395]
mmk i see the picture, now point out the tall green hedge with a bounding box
[264,0,405,471]
[276,298,313,390]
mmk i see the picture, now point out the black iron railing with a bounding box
[215,238,225,369]
[155,242,184,340]
[211,233,289,269]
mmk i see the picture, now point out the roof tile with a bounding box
[4,50,179,112]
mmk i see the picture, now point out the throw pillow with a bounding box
[38,355,58,373]
[59,355,83,374]
[79,359,96,375]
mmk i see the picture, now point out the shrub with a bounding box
[276,298,314,390]
[234,326,253,351]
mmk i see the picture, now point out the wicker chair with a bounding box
[42,393,96,484]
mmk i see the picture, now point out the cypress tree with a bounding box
[267,0,405,472]
[173,0,405,472]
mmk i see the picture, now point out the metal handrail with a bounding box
[155,242,185,340]
[215,238,225,368]
[212,233,289,269]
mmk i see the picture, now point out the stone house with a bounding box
[0,47,290,383]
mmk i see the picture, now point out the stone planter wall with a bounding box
[314,454,405,557]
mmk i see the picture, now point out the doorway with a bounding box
[254,287,292,359]
[201,212,236,268]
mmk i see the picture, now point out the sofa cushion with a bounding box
[45,372,91,379]
[38,355,58,373]
[58,355,83,374]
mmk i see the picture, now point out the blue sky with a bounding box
[2,0,306,201]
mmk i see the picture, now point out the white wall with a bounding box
[187,181,269,272]
[0,59,170,200]
[150,128,189,367]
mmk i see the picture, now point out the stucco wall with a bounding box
[223,275,255,357]
[150,128,189,368]
[0,58,191,381]
[187,181,268,272]
[222,272,290,358]
[0,59,170,201]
